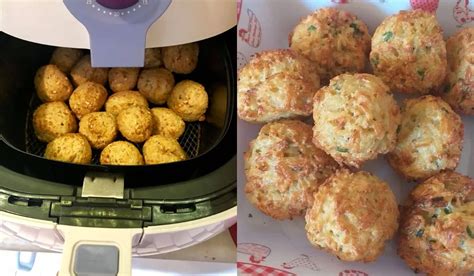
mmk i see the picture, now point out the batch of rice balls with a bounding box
[32,42,209,166]
[238,8,473,275]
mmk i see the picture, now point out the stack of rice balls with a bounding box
[239,8,473,275]
[33,43,208,166]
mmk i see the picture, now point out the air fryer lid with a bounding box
[0,28,236,187]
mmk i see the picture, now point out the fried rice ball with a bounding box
[144,48,162,68]
[387,95,463,181]
[398,171,474,275]
[100,141,144,165]
[70,55,109,86]
[117,106,153,143]
[245,120,338,220]
[69,82,108,119]
[370,9,447,94]
[33,102,77,143]
[79,112,117,149]
[305,169,399,262]
[237,49,320,123]
[162,43,199,74]
[142,135,187,165]
[441,27,474,115]
[313,73,401,168]
[289,8,370,83]
[108,67,140,93]
[50,47,83,73]
[104,90,148,117]
[137,68,175,104]
[150,107,185,139]
[167,80,208,122]
[34,64,73,102]
[44,133,92,164]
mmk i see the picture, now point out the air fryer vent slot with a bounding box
[8,195,43,207]
[160,204,196,214]
[24,94,201,164]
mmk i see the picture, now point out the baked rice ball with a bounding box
[441,27,474,115]
[167,80,208,122]
[117,106,153,143]
[34,64,73,102]
[370,9,447,94]
[33,102,77,143]
[237,49,320,123]
[44,133,92,164]
[313,73,401,168]
[289,8,370,83]
[398,171,473,275]
[244,120,338,220]
[108,67,140,93]
[105,90,148,117]
[70,55,109,86]
[69,82,108,119]
[137,68,175,104]
[142,135,187,165]
[150,107,185,139]
[50,47,83,73]
[305,169,399,262]
[144,48,162,68]
[100,141,144,165]
[79,112,117,149]
[162,43,199,74]
[387,95,463,181]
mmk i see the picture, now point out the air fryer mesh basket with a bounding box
[25,94,201,164]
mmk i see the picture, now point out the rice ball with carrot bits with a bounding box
[289,8,371,84]
[370,9,447,94]
[245,120,338,220]
[312,73,401,168]
[237,49,320,123]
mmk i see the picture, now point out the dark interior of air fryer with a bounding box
[0,27,236,187]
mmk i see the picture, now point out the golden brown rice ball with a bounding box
[69,82,108,119]
[162,43,199,74]
[313,73,401,168]
[79,112,117,150]
[33,102,77,143]
[108,67,140,93]
[117,106,153,143]
[44,133,92,164]
[34,64,73,102]
[289,8,370,83]
[238,49,319,123]
[398,171,474,275]
[441,27,474,115]
[370,9,447,94]
[150,107,185,139]
[144,48,162,68]
[50,47,83,73]
[245,120,338,220]
[137,68,175,104]
[142,135,187,165]
[167,80,208,122]
[387,95,463,181]
[70,55,109,86]
[100,141,144,165]
[104,90,148,117]
[305,169,399,262]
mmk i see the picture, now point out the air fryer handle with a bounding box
[57,225,141,276]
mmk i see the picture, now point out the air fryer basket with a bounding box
[0,28,236,187]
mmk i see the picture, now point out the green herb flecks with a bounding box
[467,226,474,239]
[417,69,425,81]
[370,57,379,67]
[350,23,363,36]
[308,25,317,32]
[444,202,453,214]
[443,83,452,93]
[382,31,393,42]
[336,146,349,153]
[396,125,401,134]
[416,228,424,238]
